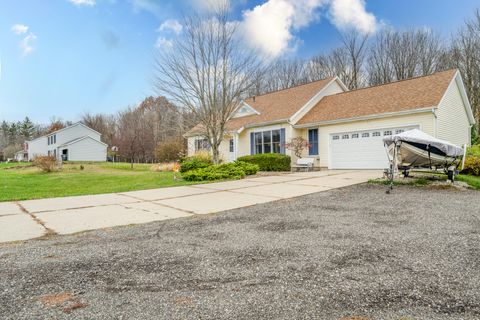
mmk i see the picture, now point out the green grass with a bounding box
[0,162,200,202]
[457,174,480,190]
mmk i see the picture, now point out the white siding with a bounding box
[436,78,471,146]
[65,137,107,162]
[27,137,48,160]
[315,112,435,167]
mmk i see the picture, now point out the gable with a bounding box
[231,103,259,119]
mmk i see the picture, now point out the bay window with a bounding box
[254,129,281,154]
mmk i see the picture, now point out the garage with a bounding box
[329,126,418,169]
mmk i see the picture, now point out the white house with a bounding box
[186,69,475,169]
[25,122,108,162]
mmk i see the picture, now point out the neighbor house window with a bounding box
[362,132,370,138]
[372,132,381,137]
[195,138,209,151]
[53,135,56,144]
[229,139,234,152]
[308,129,318,155]
[254,129,281,154]
[383,130,392,136]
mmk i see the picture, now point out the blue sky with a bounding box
[1,0,479,123]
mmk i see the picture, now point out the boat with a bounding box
[382,129,466,189]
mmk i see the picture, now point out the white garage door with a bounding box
[330,126,418,169]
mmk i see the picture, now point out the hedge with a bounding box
[462,156,480,176]
[179,156,212,173]
[182,161,259,181]
[237,153,291,171]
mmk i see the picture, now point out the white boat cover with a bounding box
[383,129,464,157]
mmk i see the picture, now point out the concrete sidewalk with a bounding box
[0,170,380,243]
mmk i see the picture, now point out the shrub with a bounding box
[467,144,480,157]
[237,153,291,171]
[155,139,184,162]
[33,156,58,173]
[179,153,213,173]
[182,161,259,181]
[462,156,480,176]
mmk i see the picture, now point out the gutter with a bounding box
[293,107,436,128]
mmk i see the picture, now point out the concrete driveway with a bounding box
[0,170,380,243]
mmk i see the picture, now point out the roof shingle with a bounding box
[297,69,457,125]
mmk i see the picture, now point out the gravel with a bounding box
[1,184,479,320]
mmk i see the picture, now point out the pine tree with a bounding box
[20,117,35,140]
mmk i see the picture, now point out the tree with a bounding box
[20,117,35,140]
[154,4,266,164]
[284,137,311,158]
[116,107,144,168]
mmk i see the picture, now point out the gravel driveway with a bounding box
[1,184,479,319]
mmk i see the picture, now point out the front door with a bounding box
[62,149,68,161]
[228,139,235,162]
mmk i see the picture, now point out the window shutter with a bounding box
[280,128,286,154]
[250,132,255,155]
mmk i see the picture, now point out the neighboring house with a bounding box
[14,149,28,162]
[186,69,475,169]
[25,122,108,162]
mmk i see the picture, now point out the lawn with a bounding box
[457,174,480,189]
[0,162,199,202]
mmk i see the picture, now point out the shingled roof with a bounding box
[297,69,457,125]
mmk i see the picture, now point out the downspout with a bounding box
[432,108,438,138]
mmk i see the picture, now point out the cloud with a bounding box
[155,37,174,50]
[20,33,37,56]
[240,0,327,58]
[158,19,183,35]
[68,0,96,6]
[190,0,231,12]
[240,0,378,57]
[11,24,29,35]
[329,0,377,34]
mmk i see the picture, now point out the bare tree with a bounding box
[154,4,266,163]
[116,107,147,168]
[81,112,117,146]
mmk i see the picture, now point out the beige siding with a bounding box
[436,79,471,146]
[314,112,435,167]
[187,135,231,162]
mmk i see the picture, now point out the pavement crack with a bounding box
[15,202,57,236]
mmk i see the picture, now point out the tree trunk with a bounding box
[130,158,134,169]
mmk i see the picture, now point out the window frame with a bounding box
[253,129,281,154]
[308,128,319,155]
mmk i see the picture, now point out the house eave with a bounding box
[293,107,436,128]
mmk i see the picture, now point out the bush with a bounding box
[237,153,291,171]
[33,156,58,173]
[155,139,184,162]
[179,155,212,173]
[467,144,480,157]
[182,161,259,181]
[462,156,480,176]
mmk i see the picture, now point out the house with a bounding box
[186,69,475,169]
[14,149,28,162]
[25,122,108,162]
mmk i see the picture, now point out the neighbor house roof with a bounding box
[185,77,334,136]
[297,69,457,126]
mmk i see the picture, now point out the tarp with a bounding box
[383,129,464,157]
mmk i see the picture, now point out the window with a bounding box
[332,135,340,140]
[53,135,56,144]
[362,132,370,138]
[229,139,234,153]
[47,136,50,145]
[342,134,349,139]
[383,130,392,136]
[254,129,281,154]
[308,129,318,155]
[395,129,404,134]
[352,133,359,139]
[195,138,209,151]
[372,132,381,137]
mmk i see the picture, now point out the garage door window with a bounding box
[383,130,392,136]
[332,135,339,140]
[352,133,359,139]
[362,132,369,138]
[372,132,380,137]
[342,134,349,139]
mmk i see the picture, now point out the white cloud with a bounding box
[329,0,377,34]
[155,37,173,50]
[190,0,231,12]
[240,0,327,58]
[240,0,378,57]
[158,19,183,35]
[11,24,29,35]
[68,0,96,6]
[20,33,37,56]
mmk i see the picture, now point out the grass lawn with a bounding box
[457,174,480,189]
[0,162,200,202]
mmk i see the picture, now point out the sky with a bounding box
[0,0,479,124]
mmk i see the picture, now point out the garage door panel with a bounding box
[329,127,417,169]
